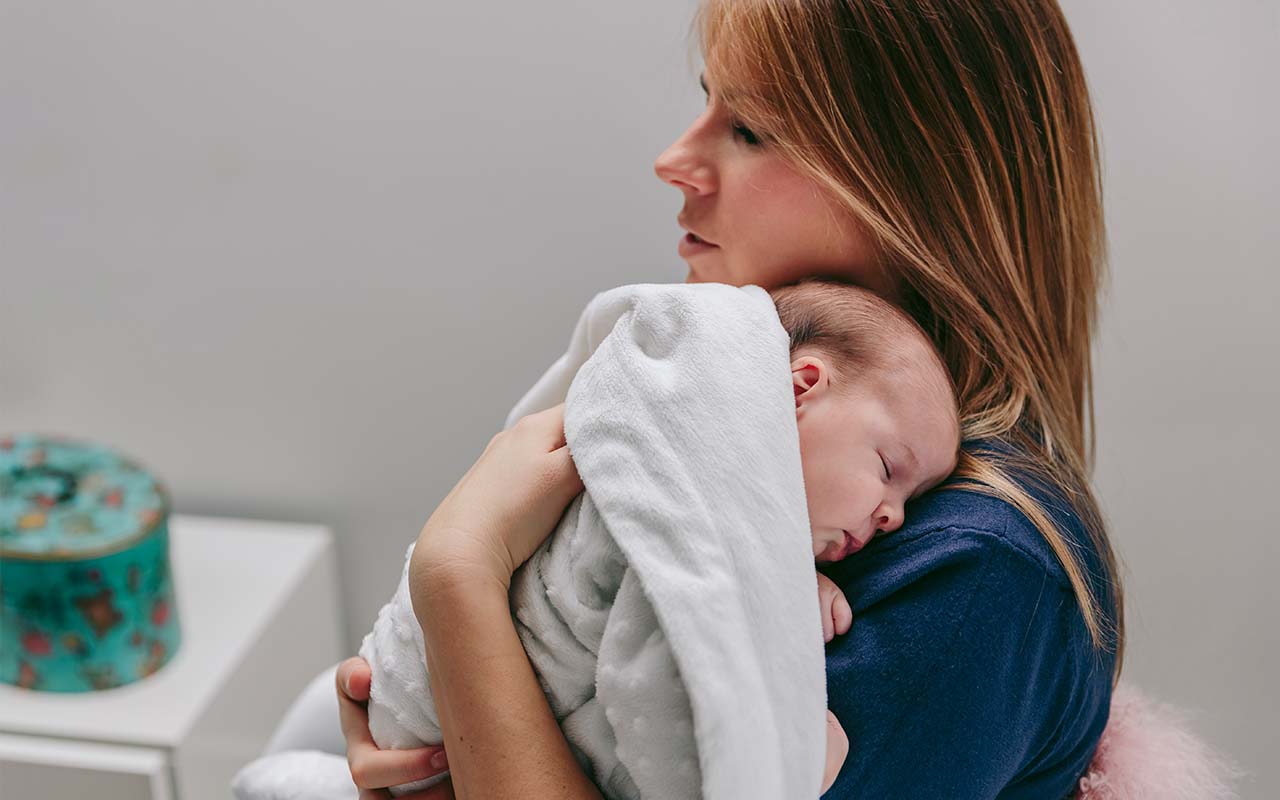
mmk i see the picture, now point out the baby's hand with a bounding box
[822,709,850,794]
[817,572,853,643]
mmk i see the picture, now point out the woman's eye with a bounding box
[879,454,892,482]
[731,121,761,146]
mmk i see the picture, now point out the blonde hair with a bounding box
[694,0,1123,674]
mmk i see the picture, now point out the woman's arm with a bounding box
[406,405,598,799]
[411,557,603,800]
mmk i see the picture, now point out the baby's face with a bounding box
[792,353,959,563]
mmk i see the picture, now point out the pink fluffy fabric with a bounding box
[1076,683,1241,800]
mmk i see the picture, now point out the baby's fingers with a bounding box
[820,599,835,642]
[833,590,853,637]
[822,709,850,794]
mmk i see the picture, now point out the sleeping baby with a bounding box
[363,279,960,797]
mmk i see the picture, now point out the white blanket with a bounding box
[232,282,827,800]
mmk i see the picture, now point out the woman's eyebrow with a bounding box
[699,73,741,104]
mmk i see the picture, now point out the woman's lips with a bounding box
[678,232,719,258]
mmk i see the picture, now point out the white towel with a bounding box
[232,282,827,800]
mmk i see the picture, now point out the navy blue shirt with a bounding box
[818,479,1115,798]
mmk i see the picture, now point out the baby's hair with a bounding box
[770,278,959,434]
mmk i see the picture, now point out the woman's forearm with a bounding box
[410,552,603,800]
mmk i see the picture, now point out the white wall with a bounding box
[2,1,1275,794]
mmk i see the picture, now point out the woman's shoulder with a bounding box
[820,479,1115,796]
[821,465,1117,712]
[892,484,1086,585]
[824,482,1091,603]
[820,435,1113,629]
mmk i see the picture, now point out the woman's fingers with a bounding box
[534,405,583,498]
[551,442,585,498]
[336,658,376,751]
[533,403,569,449]
[518,403,568,448]
[336,657,448,791]
[350,747,448,794]
[337,657,372,702]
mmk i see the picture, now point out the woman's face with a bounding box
[654,72,891,295]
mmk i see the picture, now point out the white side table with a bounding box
[0,515,344,800]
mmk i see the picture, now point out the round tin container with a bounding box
[0,435,181,692]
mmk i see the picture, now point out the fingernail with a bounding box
[430,750,449,770]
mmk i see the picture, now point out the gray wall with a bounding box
[2,1,1275,794]
[1074,1,1280,791]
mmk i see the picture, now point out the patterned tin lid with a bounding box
[0,435,169,561]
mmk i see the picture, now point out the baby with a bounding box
[771,280,961,790]
[367,279,960,797]
[775,278,960,597]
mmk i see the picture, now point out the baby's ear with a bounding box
[791,354,829,408]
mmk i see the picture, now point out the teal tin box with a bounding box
[0,434,181,692]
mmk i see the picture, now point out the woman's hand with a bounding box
[412,403,584,590]
[336,656,454,800]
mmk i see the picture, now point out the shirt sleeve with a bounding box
[818,523,1098,799]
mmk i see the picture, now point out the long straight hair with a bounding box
[694,0,1123,674]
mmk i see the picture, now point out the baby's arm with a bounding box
[817,574,853,792]
[822,709,850,794]
[817,571,853,643]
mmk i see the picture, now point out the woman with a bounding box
[337,1,1123,797]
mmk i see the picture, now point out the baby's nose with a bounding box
[875,505,904,534]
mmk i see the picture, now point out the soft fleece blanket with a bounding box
[232,283,828,800]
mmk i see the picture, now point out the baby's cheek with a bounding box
[803,466,842,520]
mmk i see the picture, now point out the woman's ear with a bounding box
[791,354,829,410]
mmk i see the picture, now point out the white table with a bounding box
[0,515,344,800]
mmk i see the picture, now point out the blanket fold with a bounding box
[536,283,826,799]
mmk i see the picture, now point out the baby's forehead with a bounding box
[854,349,955,414]
[844,358,960,453]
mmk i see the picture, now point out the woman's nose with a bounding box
[654,121,716,195]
